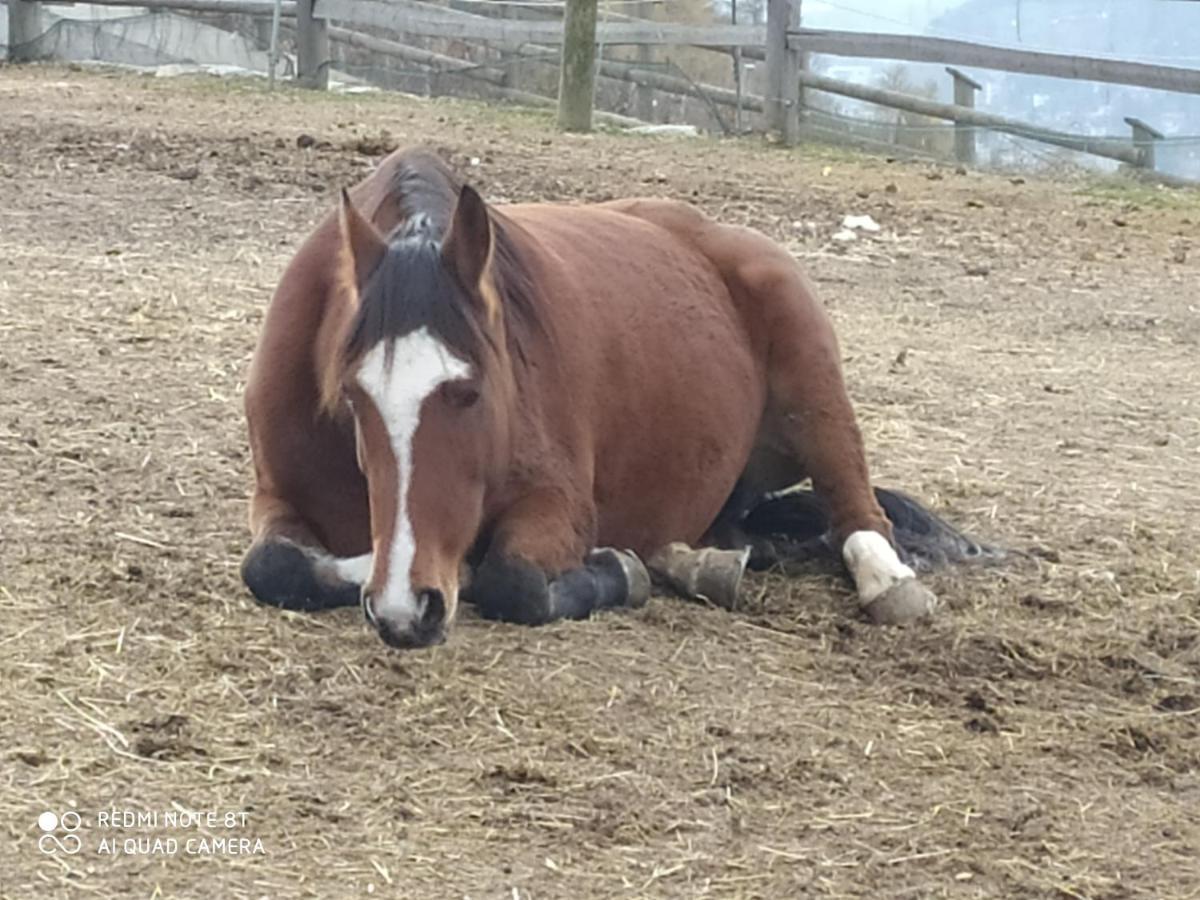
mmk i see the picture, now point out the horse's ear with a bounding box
[338,188,387,289]
[442,185,498,321]
[319,190,385,416]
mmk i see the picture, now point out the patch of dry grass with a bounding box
[1,65,1198,899]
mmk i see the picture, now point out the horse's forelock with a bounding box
[375,239,480,348]
[319,154,540,417]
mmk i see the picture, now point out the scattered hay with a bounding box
[1,66,1198,898]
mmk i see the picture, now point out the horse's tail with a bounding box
[740,487,1001,571]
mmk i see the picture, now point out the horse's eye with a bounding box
[443,381,480,409]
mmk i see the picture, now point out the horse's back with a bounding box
[594,196,817,328]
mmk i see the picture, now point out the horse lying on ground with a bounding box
[241,147,992,649]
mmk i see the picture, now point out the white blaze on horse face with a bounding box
[842,530,916,604]
[356,328,470,629]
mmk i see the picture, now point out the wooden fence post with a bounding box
[1125,117,1163,170]
[634,0,655,122]
[254,16,273,50]
[296,0,330,89]
[766,0,801,143]
[7,0,44,62]
[498,2,517,90]
[946,66,982,165]
[558,0,598,132]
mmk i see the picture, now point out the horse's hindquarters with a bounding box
[510,205,765,556]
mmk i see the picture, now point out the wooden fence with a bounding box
[7,0,1199,179]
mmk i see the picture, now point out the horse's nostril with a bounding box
[418,588,446,629]
[364,589,447,649]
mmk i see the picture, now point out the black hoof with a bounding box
[469,549,651,626]
[241,540,361,612]
[584,548,651,610]
[469,555,554,625]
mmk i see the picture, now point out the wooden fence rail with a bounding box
[787,29,1200,96]
[327,24,641,126]
[318,1,1200,98]
[330,17,755,120]
[319,0,766,48]
[29,0,295,15]
[18,0,1200,96]
[9,0,1197,180]
[319,16,1159,171]
[329,23,505,85]
[795,69,1143,167]
[17,0,1200,98]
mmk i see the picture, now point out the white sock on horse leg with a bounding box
[331,553,374,585]
[297,544,373,586]
[280,540,374,588]
[841,530,915,605]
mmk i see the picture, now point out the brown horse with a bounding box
[241,147,990,649]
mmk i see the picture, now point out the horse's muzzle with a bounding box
[362,588,447,650]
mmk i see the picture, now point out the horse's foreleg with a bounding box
[466,492,650,625]
[470,549,650,625]
[242,492,367,612]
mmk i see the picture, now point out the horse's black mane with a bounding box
[343,149,539,370]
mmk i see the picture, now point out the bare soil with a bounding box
[2,64,1199,900]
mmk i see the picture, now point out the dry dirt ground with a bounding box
[2,65,1199,900]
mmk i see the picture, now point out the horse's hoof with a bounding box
[587,548,652,609]
[648,543,749,610]
[696,546,751,610]
[862,578,937,626]
[241,539,360,612]
[473,555,555,625]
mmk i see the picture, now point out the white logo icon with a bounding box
[38,810,83,855]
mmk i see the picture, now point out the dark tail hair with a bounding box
[740,487,1001,572]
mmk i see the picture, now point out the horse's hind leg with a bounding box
[645,543,750,610]
[753,271,937,624]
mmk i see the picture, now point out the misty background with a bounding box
[711,0,1200,177]
[3,0,1198,178]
